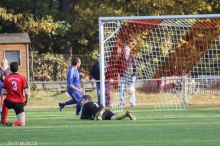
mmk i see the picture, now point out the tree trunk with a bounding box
[59,0,72,54]
[59,0,72,14]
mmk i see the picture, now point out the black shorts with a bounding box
[102,109,115,120]
[4,99,24,115]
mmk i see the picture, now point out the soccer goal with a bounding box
[99,14,220,112]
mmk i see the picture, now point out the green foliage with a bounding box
[0,0,220,54]
[30,53,69,81]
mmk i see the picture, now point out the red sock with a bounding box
[11,121,23,126]
[1,104,8,124]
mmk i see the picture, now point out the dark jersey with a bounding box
[80,102,104,120]
[0,68,10,82]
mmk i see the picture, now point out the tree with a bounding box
[0,0,219,54]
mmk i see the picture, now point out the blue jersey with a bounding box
[67,66,80,92]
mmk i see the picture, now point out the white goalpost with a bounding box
[99,14,220,112]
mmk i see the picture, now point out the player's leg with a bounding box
[1,98,11,125]
[76,103,82,116]
[125,111,136,120]
[94,108,106,120]
[2,100,25,126]
[111,111,136,120]
[96,82,101,104]
[72,91,82,115]
[59,92,77,112]
[59,99,74,112]
[12,102,26,126]
[129,78,136,107]
[119,77,126,106]
[1,95,5,106]
[105,81,111,107]
[102,109,114,120]
[12,112,25,126]
[1,103,8,124]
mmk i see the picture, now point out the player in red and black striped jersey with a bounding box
[80,95,136,120]
[1,62,29,126]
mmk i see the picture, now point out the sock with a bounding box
[65,99,75,105]
[76,104,82,115]
[1,104,8,124]
[12,121,23,126]
[115,112,126,120]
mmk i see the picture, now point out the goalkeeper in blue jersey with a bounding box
[59,57,84,116]
[80,94,136,120]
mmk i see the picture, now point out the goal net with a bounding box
[99,15,220,112]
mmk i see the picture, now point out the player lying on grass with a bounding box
[80,94,136,120]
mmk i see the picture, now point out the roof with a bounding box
[0,33,31,44]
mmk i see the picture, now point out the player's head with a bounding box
[1,58,8,69]
[81,94,92,105]
[10,62,18,73]
[97,54,100,62]
[124,46,130,56]
[71,57,81,67]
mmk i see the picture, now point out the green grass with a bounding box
[1,108,220,146]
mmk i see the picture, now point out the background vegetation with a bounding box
[0,0,220,55]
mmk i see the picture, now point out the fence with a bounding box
[27,77,220,110]
[29,54,96,81]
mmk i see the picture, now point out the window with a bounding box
[5,50,21,65]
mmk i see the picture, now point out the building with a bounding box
[0,33,31,81]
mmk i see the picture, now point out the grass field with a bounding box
[1,107,220,146]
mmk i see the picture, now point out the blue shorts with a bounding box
[68,90,82,103]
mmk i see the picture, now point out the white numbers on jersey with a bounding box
[12,81,18,91]
[93,102,99,107]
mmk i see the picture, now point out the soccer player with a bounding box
[1,62,29,126]
[59,57,84,116]
[0,59,10,122]
[90,54,111,106]
[80,94,136,120]
[118,46,137,107]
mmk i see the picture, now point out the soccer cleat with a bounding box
[59,103,65,112]
[76,111,82,116]
[5,122,14,126]
[126,111,136,120]
[95,108,106,120]
[0,122,15,126]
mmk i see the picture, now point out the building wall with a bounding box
[0,44,28,80]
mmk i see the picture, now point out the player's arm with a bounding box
[22,78,29,106]
[1,88,6,96]
[68,84,83,93]
[23,88,29,106]
[80,105,88,120]
[67,70,83,93]
[1,78,7,96]
[89,65,96,83]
